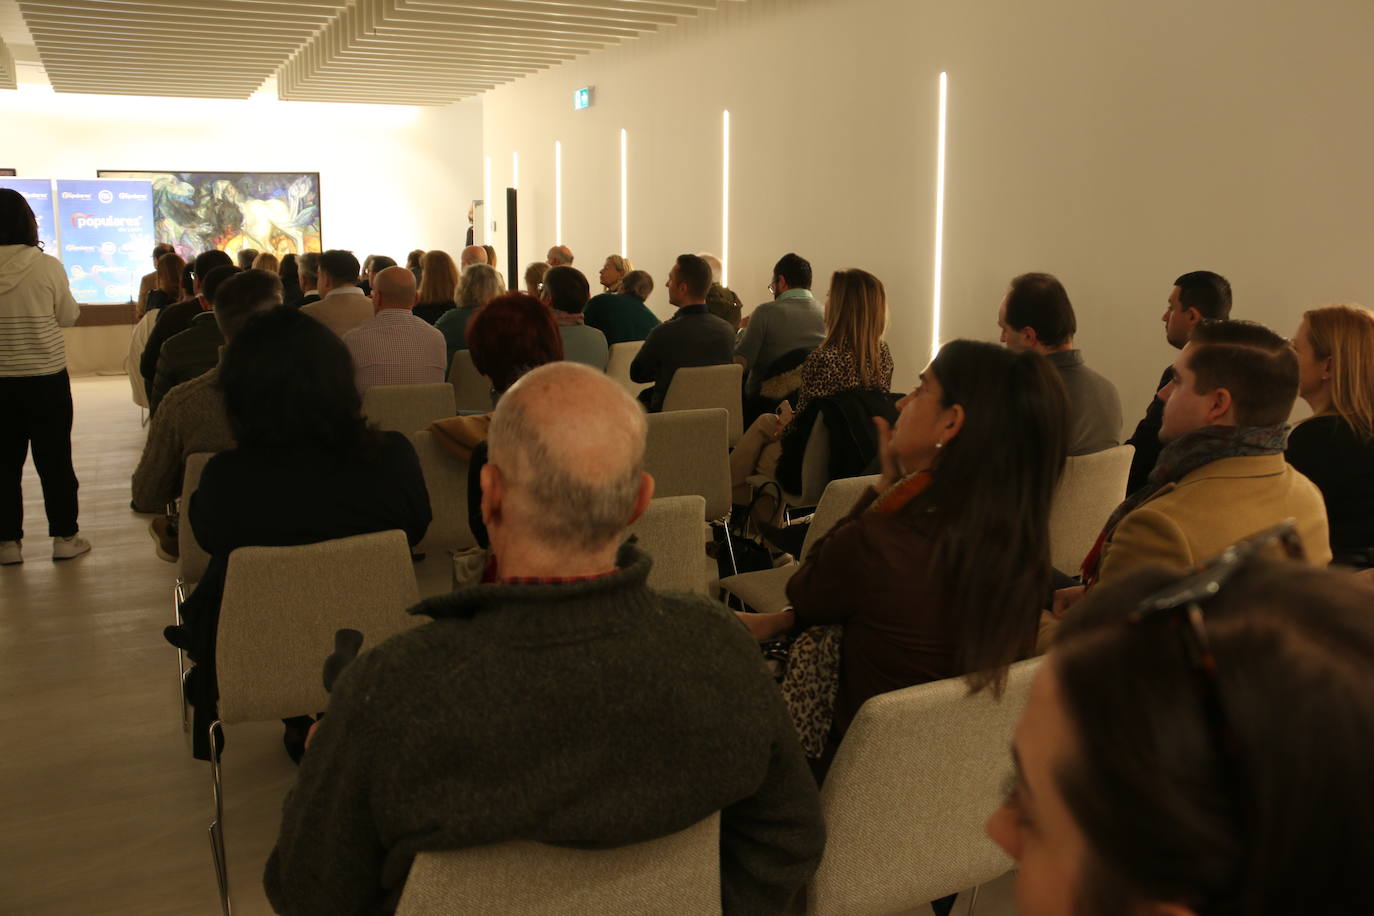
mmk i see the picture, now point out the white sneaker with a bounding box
[52,535,91,561]
[0,540,20,565]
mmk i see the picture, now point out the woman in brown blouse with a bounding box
[729,268,895,502]
[739,340,1069,748]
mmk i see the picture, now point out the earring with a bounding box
[934,441,943,450]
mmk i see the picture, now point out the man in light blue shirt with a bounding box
[735,253,826,395]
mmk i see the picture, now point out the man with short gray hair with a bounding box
[295,252,322,307]
[546,244,574,267]
[459,245,488,270]
[265,362,825,916]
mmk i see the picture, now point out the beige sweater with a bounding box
[0,245,80,377]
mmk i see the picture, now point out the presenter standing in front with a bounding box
[0,189,89,565]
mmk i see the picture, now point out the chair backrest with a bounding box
[661,363,744,445]
[409,430,477,555]
[126,309,158,408]
[785,412,833,506]
[808,658,1042,916]
[178,451,215,585]
[605,340,648,396]
[626,495,708,594]
[448,349,495,413]
[362,383,457,435]
[1049,444,1134,573]
[217,529,420,723]
[396,812,722,916]
[800,475,880,560]
[643,408,731,522]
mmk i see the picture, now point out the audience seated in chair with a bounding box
[1285,304,1374,569]
[523,260,548,297]
[584,262,661,345]
[343,266,446,394]
[136,242,174,317]
[991,551,1374,913]
[140,248,183,319]
[739,340,1069,768]
[163,307,431,762]
[139,249,234,397]
[300,250,374,338]
[1078,319,1331,593]
[730,268,895,508]
[1124,270,1233,493]
[413,249,458,326]
[435,263,505,369]
[264,362,825,916]
[147,264,240,415]
[545,244,574,267]
[540,265,609,369]
[278,253,302,306]
[130,269,284,565]
[736,252,827,399]
[997,272,1122,455]
[293,252,322,308]
[630,253,736,411]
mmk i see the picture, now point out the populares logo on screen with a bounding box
[69,212,143,229]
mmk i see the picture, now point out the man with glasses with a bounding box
[735,253,826,397]
[1081,318,1330,587]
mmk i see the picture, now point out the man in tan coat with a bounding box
[1088,319,1330,585]
[300,250,373,338]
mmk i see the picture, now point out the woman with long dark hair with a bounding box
[143,251,186,316]
[167,307,431,760]
[278,252,302,305]
[989,555,1374,914]
[740,340,1068,748]
[0,188,88,565]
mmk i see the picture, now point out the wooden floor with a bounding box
[0,377,452,915]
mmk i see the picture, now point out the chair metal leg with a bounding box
[175,579,188,731]
[208,719,231,916]
[718,518,739,577]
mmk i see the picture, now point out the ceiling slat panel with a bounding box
[15,0,741,104]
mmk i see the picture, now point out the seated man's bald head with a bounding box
[487,363,650,551]
[461,245,489,269]
[372,265,417,310]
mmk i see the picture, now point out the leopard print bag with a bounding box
[779,624,843,758]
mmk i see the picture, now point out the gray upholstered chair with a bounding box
[1048,444,1134,573]
[448,348,495,413]
[718,474,877,614]
[175,451,215,731]
[661,363,744,446]
[745,412,832,524]
[362,382,457,435]
[207,529,420,916]
[627,494,708,595]
[805,658,1042,916]
[643,408,736,574]
[605,340,649,396]
[178,451,215,587]
[408,429,478,557]
[396,812,722,916]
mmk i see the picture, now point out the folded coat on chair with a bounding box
[428,414,491,461]
[776,389,900,496]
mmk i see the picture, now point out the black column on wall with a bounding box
[505,187,518,292]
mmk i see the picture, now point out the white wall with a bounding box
[479,0,1374,426]
[0,86,484,259]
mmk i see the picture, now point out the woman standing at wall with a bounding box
[0,189,89,565]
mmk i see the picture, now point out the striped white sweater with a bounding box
[0,244,80,377]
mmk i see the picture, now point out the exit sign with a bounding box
[574,87,593,110]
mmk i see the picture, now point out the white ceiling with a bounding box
[3,0,740,104]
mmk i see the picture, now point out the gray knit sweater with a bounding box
[264,546,825,915]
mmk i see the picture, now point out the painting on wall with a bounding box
[96,170,321,260]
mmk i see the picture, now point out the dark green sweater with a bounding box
[584,292,661,345]
[264,546,824,915]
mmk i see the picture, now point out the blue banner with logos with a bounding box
[54,179,155,303]
[0,178,59,254]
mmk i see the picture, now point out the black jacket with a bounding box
[1125,366,1170,494]
[776,389,899,496]
[149,311,221,415]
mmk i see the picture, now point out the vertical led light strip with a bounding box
[619,128,629,258]
[512,151,520,189]
[721,109,731,287]
[554,140,563,246]
[482,155,492,243]
[930,72,949,365]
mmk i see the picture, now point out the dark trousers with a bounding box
[0,370,79,541]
